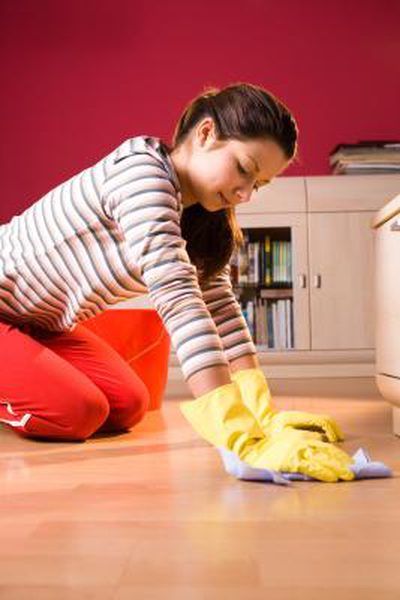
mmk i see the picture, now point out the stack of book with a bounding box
[242,297,294,349]
[329,140,400,175]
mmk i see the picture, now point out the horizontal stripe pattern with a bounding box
[199,263,257,362]
[0,136,255,381]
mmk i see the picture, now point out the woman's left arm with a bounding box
[229,352,260,373]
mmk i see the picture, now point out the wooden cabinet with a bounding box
[233,209,377,352]
[307,211,376,350]
[305,174,400,354]
[236,174,399,355]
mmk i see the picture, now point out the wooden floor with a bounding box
[0,378,399,600]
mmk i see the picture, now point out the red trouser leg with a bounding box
[33,323,151,433]
[0,320,150,442]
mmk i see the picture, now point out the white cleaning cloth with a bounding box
[218,447,393,485]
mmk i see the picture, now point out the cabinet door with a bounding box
[237,212,310,350]
[308,211,376,349]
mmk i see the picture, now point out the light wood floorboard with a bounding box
[0,378,399,599]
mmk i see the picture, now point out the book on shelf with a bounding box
[243,297,294,349]
[272,240,292,284]
[231,234,292,287]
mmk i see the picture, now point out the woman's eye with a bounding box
[237,161,259,191]
[237,162,247,176]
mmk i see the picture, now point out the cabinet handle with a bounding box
[390,220,400,232]
[313,274,322,288]
[298,274,307,288]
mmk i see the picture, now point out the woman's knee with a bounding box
[101,378,150,432]
[20,386,110,442]
[67,387,110,440]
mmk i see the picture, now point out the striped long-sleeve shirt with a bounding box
[0,135,256,380]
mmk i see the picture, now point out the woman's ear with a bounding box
[195,117,217,149]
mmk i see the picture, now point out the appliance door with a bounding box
[375,211,400,379]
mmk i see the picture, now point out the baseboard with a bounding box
[164,349,377,398]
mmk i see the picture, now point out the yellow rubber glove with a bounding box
[179,382,264,456]
[180,381,354,483]
[240,428,355,483]
[231,367,344,443]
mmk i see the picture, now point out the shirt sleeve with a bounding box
[101,149,230,382]
[199,262,257,362]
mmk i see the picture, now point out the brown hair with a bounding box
[166,82,298,284]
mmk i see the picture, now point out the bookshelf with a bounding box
[229,226,294,350]
[235,211,310,353]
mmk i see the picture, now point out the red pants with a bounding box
[0,320,150,442]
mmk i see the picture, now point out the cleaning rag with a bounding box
[218,446,392,485]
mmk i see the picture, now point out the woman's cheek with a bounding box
[211,168,229,191]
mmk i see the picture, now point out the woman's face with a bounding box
[170,117,291,212]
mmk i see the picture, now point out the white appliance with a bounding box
[371,193,400,436]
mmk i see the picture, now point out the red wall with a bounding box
[1,0,399,222]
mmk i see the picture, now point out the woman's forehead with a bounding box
[226,138,289,179]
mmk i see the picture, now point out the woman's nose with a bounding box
[234,187,253,204]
